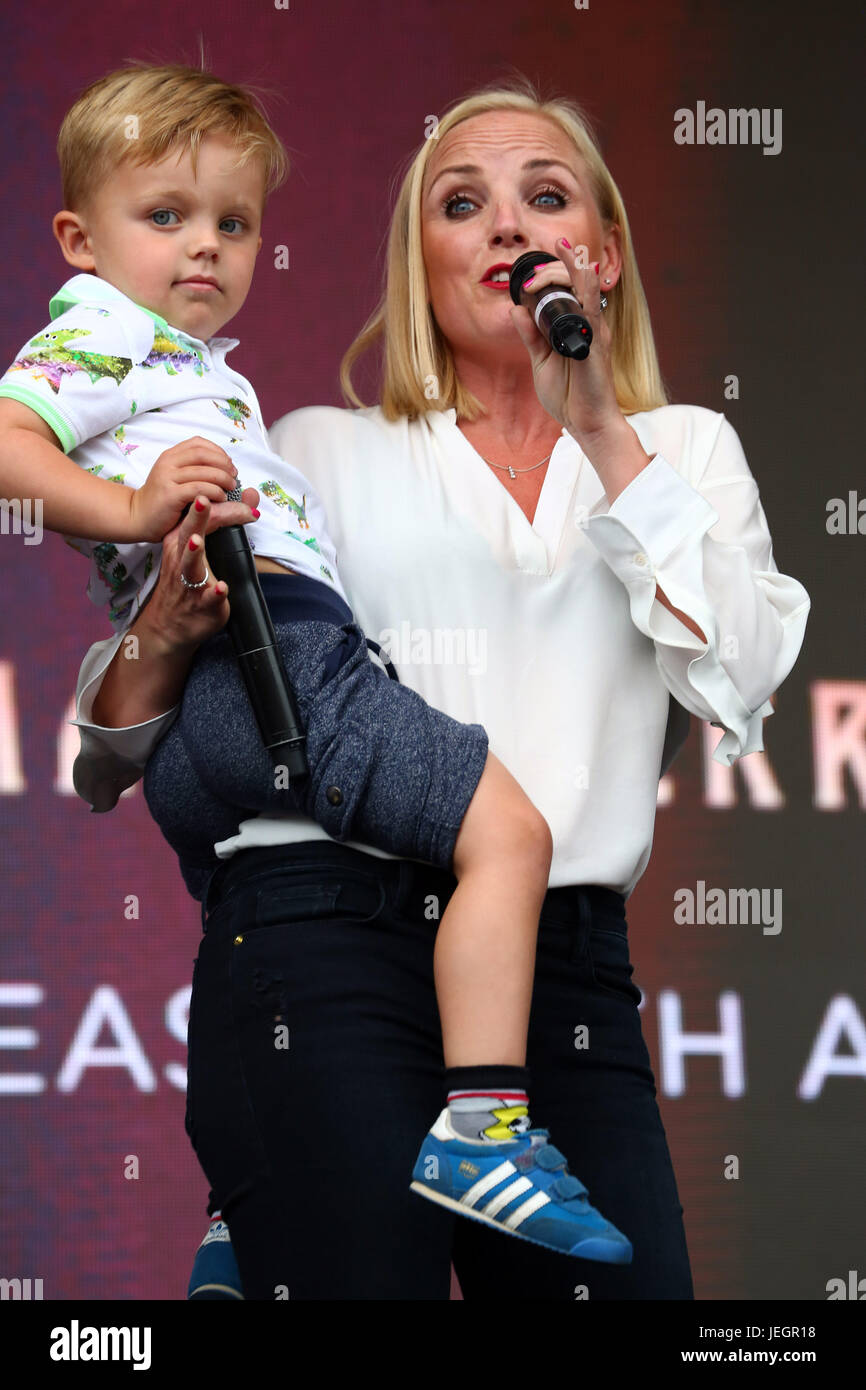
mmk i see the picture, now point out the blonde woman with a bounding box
[71,81,810,1300]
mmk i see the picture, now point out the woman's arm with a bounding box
[91,603,198,728]
[71,488,259,809]
[582,409,810,765]
[583,418,709,643]
[71,629,185,813]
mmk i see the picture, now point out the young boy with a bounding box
[0,62,632,1289]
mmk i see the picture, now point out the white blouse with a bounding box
[70,402,810,899]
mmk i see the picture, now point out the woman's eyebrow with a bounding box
[426,163,482,193]
[522,158,579,181]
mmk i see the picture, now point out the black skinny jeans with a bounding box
[187,841,694,1300]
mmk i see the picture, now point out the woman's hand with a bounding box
[136,487,261,653]
[90,487,260,729]
[509,239,621,448]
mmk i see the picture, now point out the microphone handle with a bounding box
[204,520,309,780]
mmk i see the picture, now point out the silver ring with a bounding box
[600,293,608,311]
[180,566,209,590]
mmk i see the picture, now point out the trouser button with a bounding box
[326,785,344,806]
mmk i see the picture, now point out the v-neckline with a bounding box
[430,409,585,574]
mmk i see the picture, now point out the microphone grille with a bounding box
[508,250,557,304]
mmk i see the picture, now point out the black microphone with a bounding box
[203,484,309,780]
[509,250,594,360]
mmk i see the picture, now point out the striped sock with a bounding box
[445,1064,532,1143]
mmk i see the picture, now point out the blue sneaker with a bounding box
[410,1108,633,1263]
[187,1215,244,1300]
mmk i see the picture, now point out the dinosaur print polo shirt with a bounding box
[0,274,346,630]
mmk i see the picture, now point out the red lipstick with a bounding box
[479,262,514,290]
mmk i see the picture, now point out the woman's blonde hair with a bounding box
[340,78,669,419]
[57,61,290,214]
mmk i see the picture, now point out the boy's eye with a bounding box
[148,210,246,233]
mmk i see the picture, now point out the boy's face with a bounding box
[60,133,266,341]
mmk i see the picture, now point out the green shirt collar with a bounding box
[48,273,225,349]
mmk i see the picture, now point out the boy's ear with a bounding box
[52,210,97,272]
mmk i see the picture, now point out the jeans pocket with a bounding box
[587,926,642,1008]
[251,867,386,928]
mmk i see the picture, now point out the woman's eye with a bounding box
[533,186,568,208]
[442,185,568,217]
[150,209,178,226]
[443,193,477,218]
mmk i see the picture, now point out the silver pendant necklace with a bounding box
[483,452,552,480]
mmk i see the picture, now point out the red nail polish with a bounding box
[188,538,198,551]
[251,508,260,518]
[194,499,205,512]
[561,238,572,249]
[594,262,600,274]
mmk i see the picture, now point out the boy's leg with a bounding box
[451,892,694,1300]
[436,750,551,1066]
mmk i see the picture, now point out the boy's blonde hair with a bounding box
[340,77,670,420]
[57,61,290,214]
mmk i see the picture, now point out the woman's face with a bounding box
[421,110,619,363]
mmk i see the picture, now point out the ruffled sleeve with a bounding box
[584,413,810,764]
[68,630,180,811]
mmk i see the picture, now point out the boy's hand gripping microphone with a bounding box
[204,483,309,780]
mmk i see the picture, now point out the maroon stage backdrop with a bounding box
[1,0,863,1303]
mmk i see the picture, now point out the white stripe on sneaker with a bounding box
[482,1176,532,1217]
[503,1191,551,1229]
[461,1161,516,1208]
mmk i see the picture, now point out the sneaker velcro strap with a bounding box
[535,1145,568,1171]
[551,1173,588,1202]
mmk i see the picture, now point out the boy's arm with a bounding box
[0,397,141,540]
[0,398,252,543]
